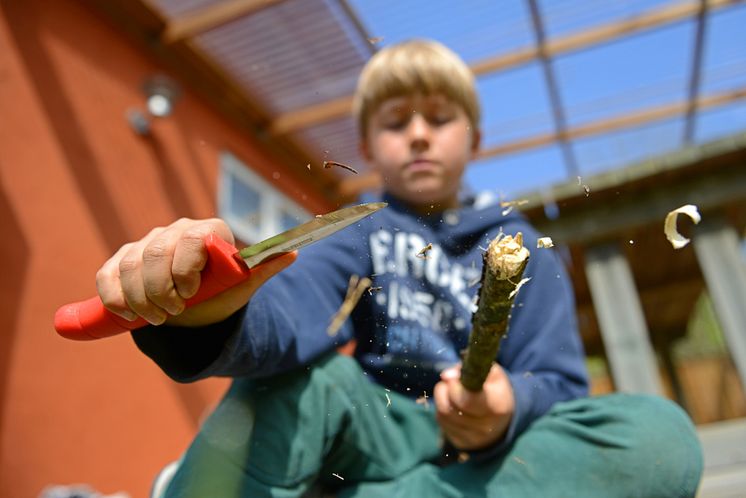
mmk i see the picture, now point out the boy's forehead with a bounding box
[377,93,454,112]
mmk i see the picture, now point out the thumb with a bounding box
[440,363,462,381]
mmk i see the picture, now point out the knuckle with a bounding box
[144,282,169,300]
[143,239,172,263]
[95,266,114,287]
[118,256,140,275]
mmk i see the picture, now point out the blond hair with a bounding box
[352,39,480,139]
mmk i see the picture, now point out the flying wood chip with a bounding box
[537,237,554,248]
[664,204,701,249]
[323,161,358,174]
[327,275,371,336]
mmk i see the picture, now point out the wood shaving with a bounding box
[385,393,391,407]
[536,237,554,248]
[582,184,591,196]
[415,243,433,259]
[367,286,383,295]
[664,204,701,249]
[367,36,384,44]
[499,199,529,208]
[508,277,531,300]
[332,473,344,480]
[327,275,371,335]
[415,392,430,408]
[323,160,358,174]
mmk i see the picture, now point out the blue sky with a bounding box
[348,0,746,199]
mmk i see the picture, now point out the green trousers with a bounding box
[161,353,703,498]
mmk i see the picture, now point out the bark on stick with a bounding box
[461,233,530,392]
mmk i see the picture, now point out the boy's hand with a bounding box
[434,363,515,451]
[96,218,296,328]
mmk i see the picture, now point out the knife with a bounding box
[54,202,387,341]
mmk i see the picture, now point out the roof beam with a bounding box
[270,0,744,135]
[337,86,746,197]
[163,0,285,43]
[683,0,709,144]
[526,0,579,179]
[269,96,354,135]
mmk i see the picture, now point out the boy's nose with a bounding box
[407,114,431,151]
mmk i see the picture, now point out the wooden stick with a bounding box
[461,233,530,392]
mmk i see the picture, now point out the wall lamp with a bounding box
[127,74,181,135]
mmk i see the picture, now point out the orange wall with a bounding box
[0,0,331,496]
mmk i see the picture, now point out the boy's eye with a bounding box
[427,112,454,125]
[381,116,408,130]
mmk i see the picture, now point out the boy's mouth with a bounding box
[406,158,439,172]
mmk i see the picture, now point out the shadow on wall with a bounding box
[0,175,30,453]
[0,0,127,253]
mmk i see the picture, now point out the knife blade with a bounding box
[54,202,387,340]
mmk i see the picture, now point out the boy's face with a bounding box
[360,93,480,213]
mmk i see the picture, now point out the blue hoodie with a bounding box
[133,192,589,450]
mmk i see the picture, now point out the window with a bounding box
[218,152,310,244]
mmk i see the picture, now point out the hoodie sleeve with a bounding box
[471,221,589,458]
[132,220,374,383]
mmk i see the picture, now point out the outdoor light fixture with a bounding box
[127,74,181,135]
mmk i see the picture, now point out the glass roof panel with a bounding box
[539,0,674,39]
[554,22,694,127]
[194,0,369,113]
[152,1,746,197]
[572,117,685,176]
[148,0,230,18]
[291,115,365,174]
[465,145,568,199]
[700,6,746,95]
[476,63,555,147]
[695,105,746,144]
[348,0,534,63]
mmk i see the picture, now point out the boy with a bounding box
[98,40,702,497]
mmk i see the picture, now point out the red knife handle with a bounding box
[54,234,251,340]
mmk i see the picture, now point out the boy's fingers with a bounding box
[440,364,461,381]
[96,243,138,321]
[172,219,234,300]
[118,228,170,325]
[141,226,190,316]
[433,380,452,416]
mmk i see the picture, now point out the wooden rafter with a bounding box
[269,96,354,135]
[269,0,744,135]
[683,0,709,143]
[163,0,285,43]
[526,0,578,179]
[337,86,746,197]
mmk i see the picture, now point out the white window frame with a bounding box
[218,151,310,244]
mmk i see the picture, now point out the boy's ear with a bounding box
[359,139,373,162]
[470,128,482,157]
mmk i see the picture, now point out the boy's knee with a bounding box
[616,394,700,452]
[598,393,703,496]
